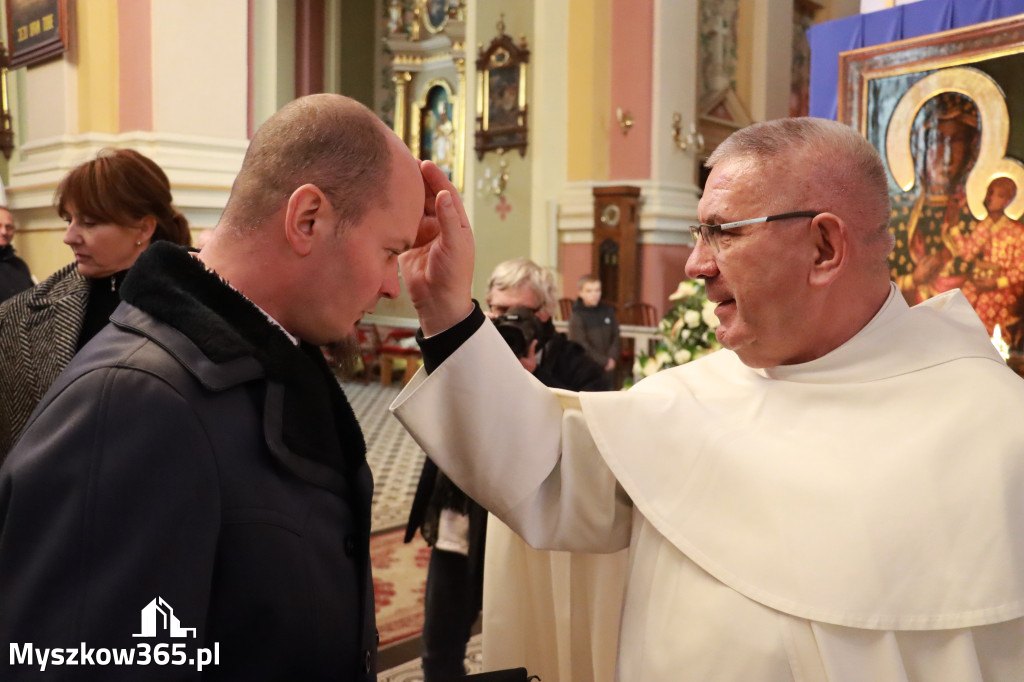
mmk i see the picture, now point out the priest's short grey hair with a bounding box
[487,257,559,315]
[707,117,895,263]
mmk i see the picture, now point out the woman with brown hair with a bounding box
[0,148,191,458]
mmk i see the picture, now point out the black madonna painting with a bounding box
[840,16,1024,354]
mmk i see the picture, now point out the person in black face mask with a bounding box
[404,257,611,680]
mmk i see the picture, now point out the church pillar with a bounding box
[6,0,250,278]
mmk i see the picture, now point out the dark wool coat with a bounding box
[0,243,377,681]
[0,263,88,459]
[0,245,33,304]
[567,298,621,368]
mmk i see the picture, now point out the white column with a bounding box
[749,0,792,122]
[647,0,700,243]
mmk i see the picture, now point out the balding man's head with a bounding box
[223,94,393,232]
[707,117,894,267]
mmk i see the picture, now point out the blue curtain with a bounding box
[808,0,1024,120]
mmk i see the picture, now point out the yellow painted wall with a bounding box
[77,0,119,134]
[13,225,70,280]
[12,0,124,280]
[566,0,610,182]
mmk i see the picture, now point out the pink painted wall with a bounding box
[559,242,594,300]
[639,243,692,319]
[560,241,691,321]
[608,0,653,180]
[118,0,152,132]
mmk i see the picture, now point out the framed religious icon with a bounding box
[414,80,461,189]
[475,16,529,160]
[839,15,1024,365]
[421,0,449,34]
[6,0,70,69]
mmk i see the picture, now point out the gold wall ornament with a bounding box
[477,156,509,199]
[885,66,1024,221]
[616,108,634,136]
[671,113,705,153]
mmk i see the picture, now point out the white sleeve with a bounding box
[390,321,632,553]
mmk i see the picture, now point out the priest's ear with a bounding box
[807,212,847,287]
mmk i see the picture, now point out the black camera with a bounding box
[492,307,546,358]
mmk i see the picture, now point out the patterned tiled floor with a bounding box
[341,381,426,533]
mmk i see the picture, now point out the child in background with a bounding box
[568,274,620,386]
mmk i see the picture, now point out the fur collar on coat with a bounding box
[120,241,367,476]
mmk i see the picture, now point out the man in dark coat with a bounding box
[405,257,607,680]
[0,94,431,680]
[0,207,33,303]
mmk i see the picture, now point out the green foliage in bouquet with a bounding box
[632,279,722,382]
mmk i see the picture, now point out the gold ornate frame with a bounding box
[411,78,463,191]
[420,0,449,34]
[475,18,529,161]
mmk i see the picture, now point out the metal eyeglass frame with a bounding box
[689,211,820,252]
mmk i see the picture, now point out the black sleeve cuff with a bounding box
[416,301,486,374]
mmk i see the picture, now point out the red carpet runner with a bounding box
[372,528,431,647]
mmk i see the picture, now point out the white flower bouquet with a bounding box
[632,279,721,381]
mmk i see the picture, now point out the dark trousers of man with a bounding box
[418,499,487,681]
[421,547,476,680]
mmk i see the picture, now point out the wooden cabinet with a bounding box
[592,185,641,311]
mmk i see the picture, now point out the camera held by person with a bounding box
[492,305,552,358]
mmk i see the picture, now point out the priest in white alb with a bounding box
[392,118,1024,681]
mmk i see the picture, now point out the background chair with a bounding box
[557,297,574,321]
[378,328,422,386]
[622,301,658,327]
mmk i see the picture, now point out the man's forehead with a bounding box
[700,155,806,220]
[699,160,760,216]
[490,284,538,305]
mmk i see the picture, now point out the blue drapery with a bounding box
[808,0,1024,120]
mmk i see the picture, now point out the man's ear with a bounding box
[808,212,847,287]
[284,184,330,256]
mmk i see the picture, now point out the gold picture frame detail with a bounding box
[475,16,529,161]
[421,0,449,34]
[6,0,70,69]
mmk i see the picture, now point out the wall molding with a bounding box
[556,179,700,246]
[7,132,248,229]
